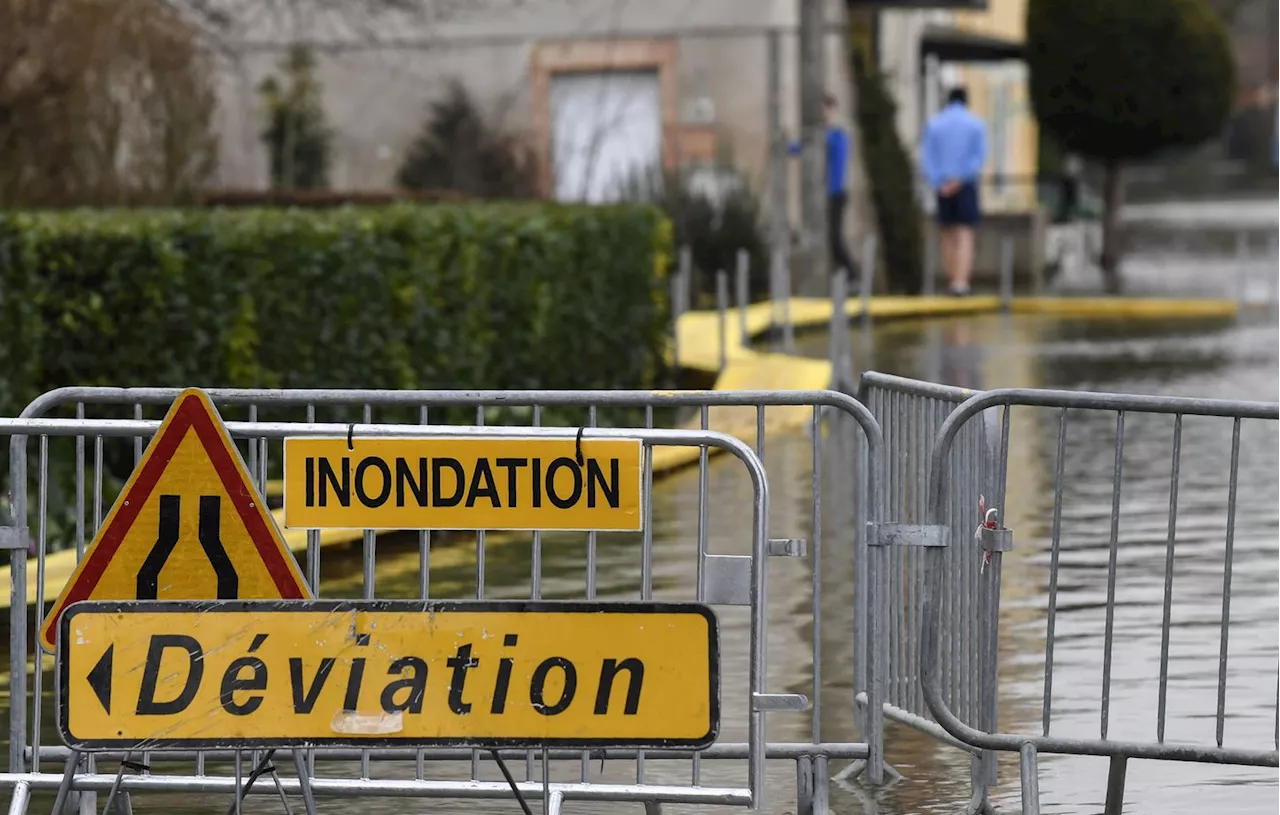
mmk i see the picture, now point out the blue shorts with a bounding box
[936,181,981,227]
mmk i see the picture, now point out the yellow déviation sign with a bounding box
[282,437,645,531]
[58,600,719,750]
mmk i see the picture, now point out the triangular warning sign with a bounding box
[40,388,312,653]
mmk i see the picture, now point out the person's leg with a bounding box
[936,192,959,293]
[953,226,974,291]
[939,227,956,287]
[827,192,856,276]
[950,182,980,294]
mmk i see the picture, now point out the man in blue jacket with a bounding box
[790,94,855,279]
[920,87,988,296]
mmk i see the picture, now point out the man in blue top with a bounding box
[789,94,855,277]
[920,87,988,296]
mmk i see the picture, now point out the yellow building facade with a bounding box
[950,0,1040,213]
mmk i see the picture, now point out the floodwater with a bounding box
[813,307,1280,815]
[7,247,1280,815]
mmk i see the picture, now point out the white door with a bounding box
[549,70,662,203]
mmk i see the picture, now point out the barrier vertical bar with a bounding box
[1043,408,1068,736]
[1156,415,1183,742]
[8,433,27,773]
[1101,412,1126,740]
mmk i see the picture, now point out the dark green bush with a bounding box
[397,79,540,200]
[849,32,923,295]
[0,203,673,419]
[1026,0,1235,290]
[617,162,770,306]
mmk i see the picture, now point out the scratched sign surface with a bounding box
[58,600,719,750]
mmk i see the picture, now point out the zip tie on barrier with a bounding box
[575,425,585,466]
[347,423,355,451]
[489,750,534,815]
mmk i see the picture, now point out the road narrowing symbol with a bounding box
[38,388,312,653]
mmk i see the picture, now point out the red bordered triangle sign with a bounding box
[40,388,312,653]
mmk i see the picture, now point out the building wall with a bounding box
[208,0,853,200]
[876,0,1039,214]
[952,0,1038,212]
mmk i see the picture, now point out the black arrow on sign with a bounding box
[87,644,113,714]
[137,495,238,600]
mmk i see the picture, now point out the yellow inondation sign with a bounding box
[281,437,644,531]
[58,599,718,750]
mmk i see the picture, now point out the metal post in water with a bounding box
[859,234,877,325]
[828,270,852,392]
[999,236,1014,311]
[923,224,937,297]
[1234,231,1249,304]
[736,249,750,348]
[673,246,690,373]
[716,269,729,372]
[782,247,796,352]
[1269,231,1279,317]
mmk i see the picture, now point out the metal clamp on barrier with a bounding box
[702,540,807,605]
[867,523,948,548]
[0,527,29,551]
[753,692,811,711]
[977,525,1013,553]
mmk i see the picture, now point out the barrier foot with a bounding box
[813,756,830,815]
[545,790,565,815]
[224,749,280,815]
[100,753,140,815]
[291,752,318,815]
[50,750,79,815]
[832,759,902,787]
[965,752,995,815]
[1018,743,1040,815]
[6,781,29,815]
[1103,756,1128,815]
[796,755,814,815]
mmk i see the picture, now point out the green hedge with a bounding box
[0,203,673,418]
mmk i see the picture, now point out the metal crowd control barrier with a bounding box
[2,387,886,814]
[919,386,1280,815]
[857,372,1006,806]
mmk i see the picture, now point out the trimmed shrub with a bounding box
[397,80,540,200]
[0,203,672,421]
[196,188,472,208]
[1026,0,1235,291]
[259,46,334,191]
[849,29,924,295]
[617,162,771,306]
